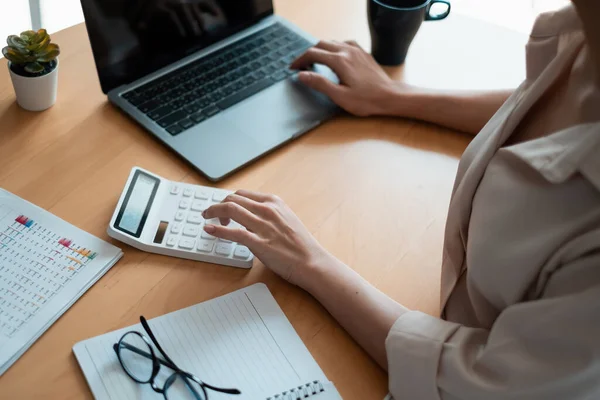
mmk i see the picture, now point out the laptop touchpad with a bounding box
[228,76,335,147]
[176,117,262,180]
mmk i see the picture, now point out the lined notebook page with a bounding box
[76,284,324,399]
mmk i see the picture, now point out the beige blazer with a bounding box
[386,5,600,399]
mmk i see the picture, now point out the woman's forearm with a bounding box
[299,254,408,370]
[382,84,513,135]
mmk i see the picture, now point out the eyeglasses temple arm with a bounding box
[139,316,179,368]
[114,342,178,370]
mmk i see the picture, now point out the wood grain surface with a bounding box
[0,1,525,398]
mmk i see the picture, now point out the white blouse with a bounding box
[386,5,600,399]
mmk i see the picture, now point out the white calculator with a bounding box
[107,167,254,268]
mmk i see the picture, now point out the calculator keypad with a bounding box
[166,183,252,262]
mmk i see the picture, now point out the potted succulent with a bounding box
[2,29,60,111]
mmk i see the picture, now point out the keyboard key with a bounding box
[272,71,287,81]
[179,118,194,130]
[204,106,220,117]
[171,223,182,234]
[148,105,174,120]
[187,213,204,224]
[157,110,188,127]
[215,243,233,256]
[174,211,186,221]
[212,191,228,202]
[167,124,183,136]
[170,185,181,195]
[201,231,216,240]
[197,240,215,253]
[166,236,178,247]
[179,199,191,209]
[139,99,161,113]
[234,246,251,260]
[183,188,194,197]
[194,188,210,200]
[178,238,195,250]
[183,225,200,237]
[191,200,207,212]
[217,78,274,110]
[191,112,206,124]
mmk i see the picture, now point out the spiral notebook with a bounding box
[73,283,342,399]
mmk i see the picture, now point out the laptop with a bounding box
[80,0,338,181]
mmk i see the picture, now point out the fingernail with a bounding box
[204,224,216,233]
[202,210,207,217]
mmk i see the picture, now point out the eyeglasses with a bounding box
[113,316,241,400]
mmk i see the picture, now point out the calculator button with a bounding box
[166,236,178,247]
[234,246,251,259]
[187,213,203,225]
[197,241,214,253]
[212,191,228,202]
[194,188,210,200]
[170,185,181,195]
[183,188,194,197]
[170,223,182,234]
[183,225,200,237]
[201,231,216,240]
[174,211,186,222]
[179,199,191,209]
[215,243,233,256]
[178,238,195,250]
[218,238,232,243]
[191,200,207,212]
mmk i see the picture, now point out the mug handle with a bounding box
[425,0,451,21]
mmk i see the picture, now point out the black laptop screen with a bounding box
[80,0,274,93]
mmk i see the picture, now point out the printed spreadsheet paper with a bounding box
[73,283,341,400]
[0,188,123,376]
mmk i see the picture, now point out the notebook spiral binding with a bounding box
[267,380,326,399]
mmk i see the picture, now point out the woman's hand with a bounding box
[202,190,332,288]
[291,40,403,117]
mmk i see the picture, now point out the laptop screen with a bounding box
[81,0,274,93]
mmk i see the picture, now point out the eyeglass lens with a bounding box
[118,332,154,383]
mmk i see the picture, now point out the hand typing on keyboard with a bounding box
[202,190,334,288]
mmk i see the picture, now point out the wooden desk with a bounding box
[0,1,525,398]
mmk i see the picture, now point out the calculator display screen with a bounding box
[115,170,160,238]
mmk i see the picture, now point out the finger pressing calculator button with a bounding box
[166,236,177,247]
[178,238,196,250]
[187,213,203,224]
[174,211,186,222]
[170,185,181,195]
[170,223,182,234]
[197,241,214,253]
[191,200,207,212]
[216,243,233,256]
[179,199,191,209]
[183,188,194,197]
[194,188,210,200]
[212,191,228,202]
[183,225,200,237]
[201,231,216,240]
[234,246,251,259]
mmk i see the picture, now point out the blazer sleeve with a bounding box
[385,252,600,400]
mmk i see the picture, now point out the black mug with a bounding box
[368,0,451,66]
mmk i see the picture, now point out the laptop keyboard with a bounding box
[121,23,312,136]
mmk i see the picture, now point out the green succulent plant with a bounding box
[2,29,60,75]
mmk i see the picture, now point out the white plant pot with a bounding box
[9,59,59,111]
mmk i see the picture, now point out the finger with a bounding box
[297,71,346,101]
[203,224,261,248]
[345,40,363,49]
[213,193,265,225]
[234,189,271,203]
[203,202,263,232]
[290,47,339,71]
[315,40,345,52]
